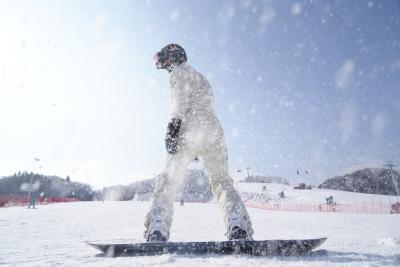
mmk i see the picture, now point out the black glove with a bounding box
[165,118,182,154]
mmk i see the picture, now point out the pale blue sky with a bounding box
[0,0,399,187]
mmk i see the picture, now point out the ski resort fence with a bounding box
[0,196,79,207]
[244,200,397,214]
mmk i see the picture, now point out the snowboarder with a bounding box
[144,44,254,242]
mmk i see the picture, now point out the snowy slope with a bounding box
[1,200,400,267]
[235,182,399,204]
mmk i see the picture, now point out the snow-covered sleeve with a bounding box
[170,71,191,120]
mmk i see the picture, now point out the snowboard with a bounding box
[87,237,327,257]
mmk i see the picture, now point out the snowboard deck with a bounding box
[87,237,327,257]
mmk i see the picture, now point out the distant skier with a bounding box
[144,44,254,242]
[262,185,267,191]
[325,196,335,205]
[180,199,184,206]
[28,194,36,209]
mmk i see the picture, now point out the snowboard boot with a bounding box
[145,216,169,242]
[229,226,248,240]
[227,216,253,241]
[147,230,167,242]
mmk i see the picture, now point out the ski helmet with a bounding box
[153,44,187,72]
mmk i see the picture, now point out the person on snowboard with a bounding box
[144,44,254,242]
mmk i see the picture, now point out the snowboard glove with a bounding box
[165,118,182,154]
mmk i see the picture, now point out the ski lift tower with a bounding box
[384,161,399,202]
[246,167,251,180]
[236,167,251,181]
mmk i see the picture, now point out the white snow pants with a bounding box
[144,111,254,238]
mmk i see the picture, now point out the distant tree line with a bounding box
[0,172,95,201]
[318,168,400,196]
[0,170,214,202]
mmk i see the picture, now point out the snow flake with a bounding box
[336,59,355,89]
[371,113,386,136]
[228,102,236,113]
[258,7,275,34]
[170,9,180,21]
[250,104,257,114]
[291,3,302,16]
[92,14,108,33]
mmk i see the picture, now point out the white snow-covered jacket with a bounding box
[169,63,215,122]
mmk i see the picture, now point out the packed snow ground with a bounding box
[1,197,400,266]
